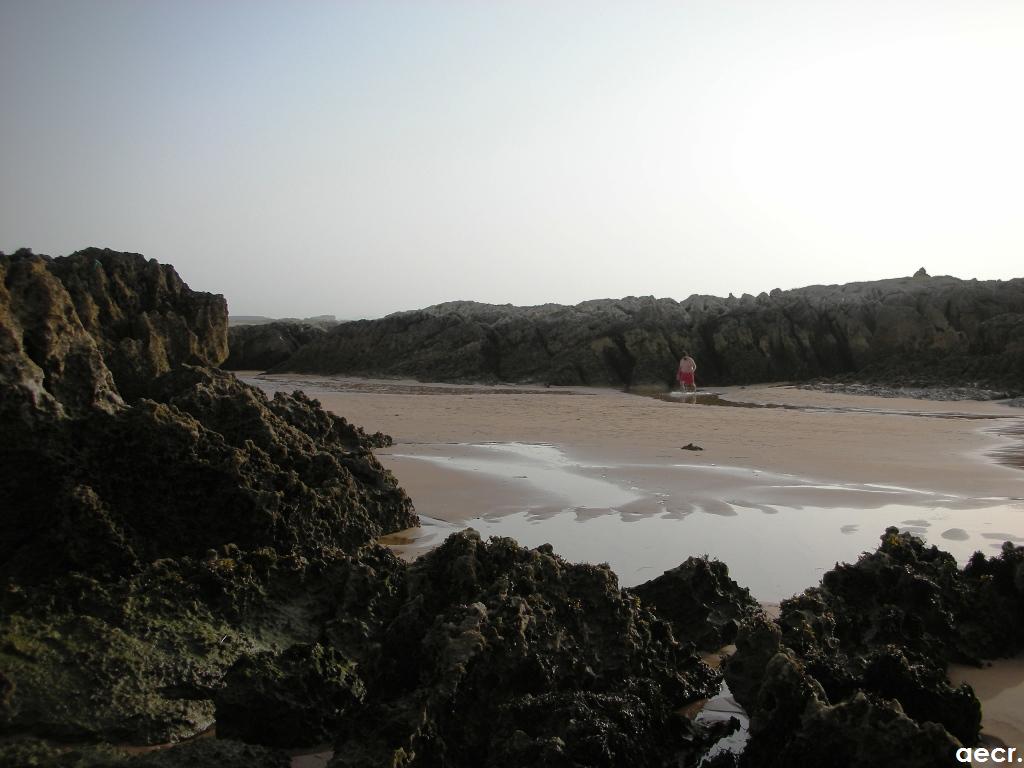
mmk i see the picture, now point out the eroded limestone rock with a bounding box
[726,529,1024,766]
[270,277,1024,392]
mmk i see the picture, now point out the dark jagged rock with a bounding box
[725,529,1024,766]
[745,654,960,768]
[0,251,123,421]
[776,529,1024,666]
[630,556,759,651]
[1,363,414,583]
[0,545,407,744]
[215,643,365,747]
[275,298,700,386]
[0,249,414,745]
[331,533,727,768]
[0,252,411,581]
[722,614,783,711]
[223,321,327,371]
[270,276,1024,392]
[0,736,290,768]
[47,247,229,401]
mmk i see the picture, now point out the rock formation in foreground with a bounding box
[724,528,1024,767]
[0,249,410,750]
[0,249,733,766]
[265,274,1024,392]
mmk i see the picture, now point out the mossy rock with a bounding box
[0,736,289,768]
[216,643,365,748]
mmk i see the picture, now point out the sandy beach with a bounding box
[241,375,1024,590]
[241,373,1024,751]
[241,375,1024,591]
[244,374,1022,497]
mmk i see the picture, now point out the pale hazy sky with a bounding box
[2,1,1022,319]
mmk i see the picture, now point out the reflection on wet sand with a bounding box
[379,441,1024,601]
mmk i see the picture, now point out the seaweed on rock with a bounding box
[726,528,1024,767]
[629,556,760,652]
[329,533,732,768]
[0,250,415,747]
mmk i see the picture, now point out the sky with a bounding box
[2,1,1023,319]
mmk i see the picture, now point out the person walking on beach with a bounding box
[677,353,697,393]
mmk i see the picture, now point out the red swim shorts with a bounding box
[679,372,695,386]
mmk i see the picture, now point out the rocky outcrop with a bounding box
[47,247,229,400]
[223,322,327,371]
[215,643,365,747]
[330,533,732,768]
[272,275,1024,391]
[629,556,760,651]
[0,249,739,765]
[0,251,123,421]
[725,529,1024,766]
[0,249,415,747]
[1,361,413,584]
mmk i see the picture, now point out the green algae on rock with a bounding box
[215,643,365,747]
[0,249,415,746]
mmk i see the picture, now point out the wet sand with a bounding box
[241,373,1024,749]
[243,374,1022,501]
[243,374,1024,591]
[951,655,1024,754]
[242,374,1024,590]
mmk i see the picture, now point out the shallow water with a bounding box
[383,442,1024,601]
[389,442,642,509]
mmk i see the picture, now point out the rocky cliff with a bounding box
[223,322,327,371]
[271,275,1024,391]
